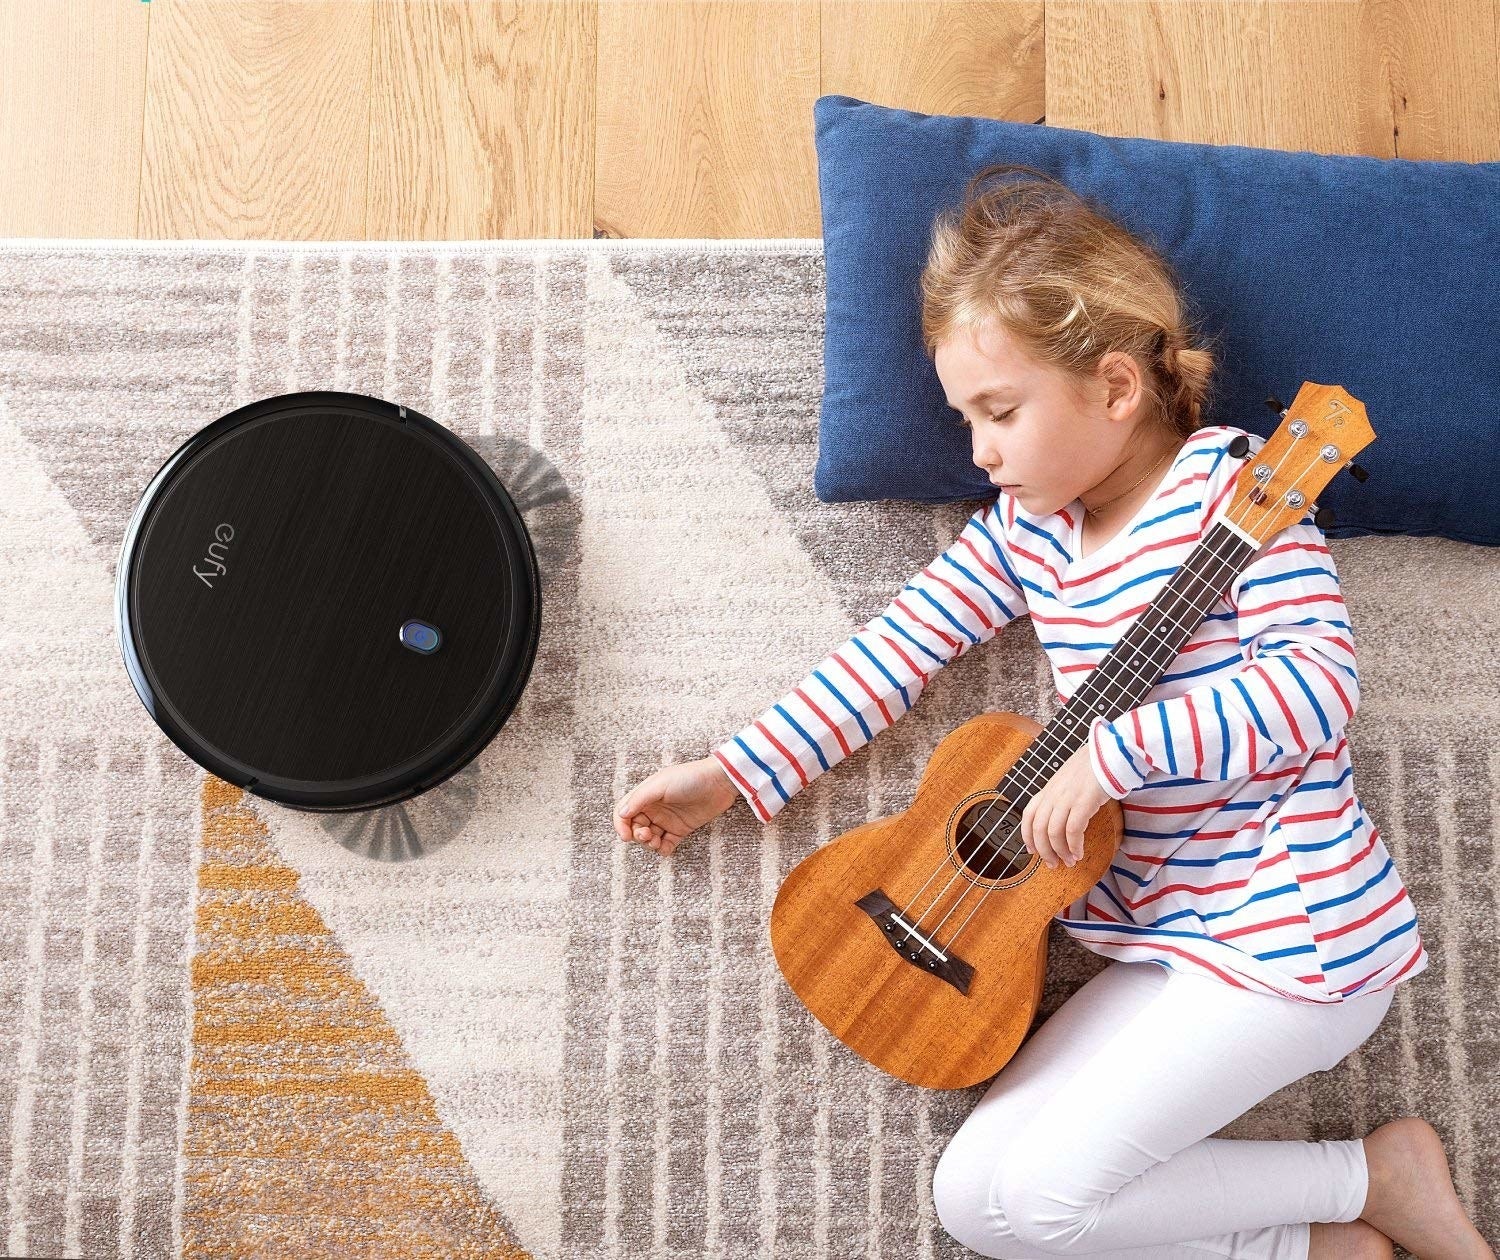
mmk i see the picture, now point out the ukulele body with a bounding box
[768,710,1124,1090]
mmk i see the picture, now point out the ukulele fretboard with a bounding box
[995,519,1261,808]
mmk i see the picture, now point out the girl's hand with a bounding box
[613,756,740,857]
[1020,745,1111,869]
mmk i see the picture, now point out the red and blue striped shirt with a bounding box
[712,425,1427,1005]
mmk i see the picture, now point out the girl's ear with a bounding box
[1097,349,1145,419]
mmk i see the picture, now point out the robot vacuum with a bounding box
[115,390,541,813]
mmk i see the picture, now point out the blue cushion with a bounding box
[812,94,1500,546]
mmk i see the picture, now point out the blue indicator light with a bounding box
[399,620,442,654]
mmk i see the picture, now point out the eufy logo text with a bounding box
[193,523,235,588]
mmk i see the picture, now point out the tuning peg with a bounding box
[1263,393,1287,415]
[1311,504,1336,529]
[1346,461,1369,482]
[1228,434,1252,458]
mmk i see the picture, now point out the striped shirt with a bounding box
[712,424,1427,1005]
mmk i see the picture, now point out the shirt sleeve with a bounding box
[1086,517,1358,799]
[711,500,1028,821]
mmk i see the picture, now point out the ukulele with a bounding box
[768,383,1375,1089]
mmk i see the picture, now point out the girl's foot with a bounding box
[1308,1219,1393,1259]
[1359,1117,1496,1260]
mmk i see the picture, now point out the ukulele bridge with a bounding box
[855,889,975,996]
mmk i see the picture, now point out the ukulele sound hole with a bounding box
[953,798,1029,881]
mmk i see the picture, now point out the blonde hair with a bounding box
[919,163,1219,441]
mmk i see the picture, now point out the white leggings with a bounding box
[932,958,1395,1258]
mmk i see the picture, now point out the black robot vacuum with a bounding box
[115,390,541,812]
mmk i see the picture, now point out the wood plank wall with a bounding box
[0,0,1495,240]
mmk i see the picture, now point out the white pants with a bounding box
[932,958,1395,1258]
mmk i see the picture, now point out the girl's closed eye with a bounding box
[957,408,1015,429]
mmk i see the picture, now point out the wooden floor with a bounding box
[1,0,1496,240]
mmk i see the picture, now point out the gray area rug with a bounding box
[0,238,1493,1259]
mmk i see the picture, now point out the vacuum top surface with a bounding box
[118,392,539,810]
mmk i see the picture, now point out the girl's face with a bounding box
[934,318,1156,518]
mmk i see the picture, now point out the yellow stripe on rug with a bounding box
[186,774,531,1260]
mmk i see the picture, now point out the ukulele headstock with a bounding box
[1226,382,1375,545]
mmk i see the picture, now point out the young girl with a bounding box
[612,166,1492,1260]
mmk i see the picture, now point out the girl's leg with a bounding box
[993,961,1391,1256]
[932,958,1394,1259]
[934,958,1161,1258]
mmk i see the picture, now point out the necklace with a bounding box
[1082,442,1176,517]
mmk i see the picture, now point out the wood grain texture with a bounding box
[368,0,595,238]
[1,0,1496,239]
[820,1,1045,128]
[594,0,821,239]
[1047,0,1500,160]
[140,0,373,239]
[0,0,149,237]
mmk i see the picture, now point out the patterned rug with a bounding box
[0,238,1494,1259]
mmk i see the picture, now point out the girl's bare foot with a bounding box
[1359,1117,1495,1260]
[1308,1219,1393,1259]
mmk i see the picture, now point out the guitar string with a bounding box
[942,441,1320,924]
[895,521,1250,951]
[892,435,1323,961]
[928,439,1318,953]
[930,527,1251,947]
[888,507,1252,943]
[930,438,1320,948]
[894,490,1259,916]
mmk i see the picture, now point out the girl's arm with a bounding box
[712,501,1028,821]
[1086,517,1358,797]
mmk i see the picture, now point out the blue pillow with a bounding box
[812,94,1500,546]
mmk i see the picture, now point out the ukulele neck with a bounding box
[997,519,1261,808]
